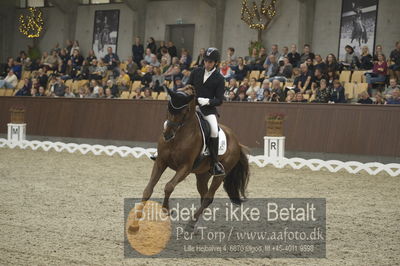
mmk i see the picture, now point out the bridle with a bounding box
[166,99,190,128]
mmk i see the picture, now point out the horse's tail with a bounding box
[223,145,250,205]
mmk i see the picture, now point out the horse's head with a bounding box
[163,85,196,142]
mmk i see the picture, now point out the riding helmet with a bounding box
[204,47,220,63]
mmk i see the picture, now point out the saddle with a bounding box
[192,111,227,169]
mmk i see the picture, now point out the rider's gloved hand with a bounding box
[198,97,210,106]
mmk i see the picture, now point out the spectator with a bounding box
[233,57,248,81]
[179,49,192,70]
[151,67,166,92]
[133,87,144,100]
[247,90,258,102]
[226,47,238,67]
[78,60,90,80]
[300,44,315,64]
[181,69,191,86]
[132,37,144,65]
[86,49,97,65]
[116,69,130,86]
[126,57,139,80]
[306,58,315,74]
[270,79,285,102]
[326,53,340,73]
[224,78,238,100]
[70,40,80,56]
[58,48,69,73]
[292,92,308,103]
[383,78,400,100]
[327,70,339,88]
[276,57,293,80]
[51,76,66,97]
[219,61,234,81]
[103,47,119,72]
[147,37,157,55]
[365,54,387,89]
[37,68,48,87]
[161,48,171,66]
[256,47,268,70]
[257,80,270,101]
[163,64,181,82]
[314,54,327,74]
[341,45,359,70]
[78,84,89,98]
[194,48,205,67]
[285,90,295,102]
[226,90,237,102]
[14,78,31,96]
[312,79,331,103]
[359,46,373,70]
[106,80,119,96]
[88,59,105,80]
[311,68,327,91]
[246,77,260,96]
[64,86,75,98]
[264,55,279,80]
[236,78,249,95]
[62,60,76,80]
[71,49,84,69]
[264,44,280,67]
[167,41,177,58]
[173,76,184,90]
[160,58,170,73]
[294,63,312,93]
[30,86,39,97]
[287,44,300,67]
[65,40,73,55]
[235,91,248,102]
[329,79,346,103]
[357,91,373,104]
[157,41,167,60]
[386,88,400,104]
[373,44,385,62]
[141,65,154,87]
[278,46,289,63]
[150,54,160,67]
[38,86,46,96]
[389,41,400,81]
[144,48,154,64]
[261,89,272,102]
[105,87,114,99]
[245,48,259,69]
[373,92,386,105]
[0,70,18,89]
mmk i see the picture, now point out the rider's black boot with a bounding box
[209,137,225,177]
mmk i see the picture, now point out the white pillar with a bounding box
[264,136,285,159]
[7,123,26,143]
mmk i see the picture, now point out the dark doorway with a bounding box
[166,24,195,58]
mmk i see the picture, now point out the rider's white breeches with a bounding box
[204,114,218,138]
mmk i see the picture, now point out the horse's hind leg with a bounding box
[129,160,167,233]
[196,173,211,204]
[162,166,191,212]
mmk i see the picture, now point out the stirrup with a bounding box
[210,162,225,177]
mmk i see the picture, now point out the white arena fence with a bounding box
[0,138,399,177]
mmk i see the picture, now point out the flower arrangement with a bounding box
[266,113,285,136]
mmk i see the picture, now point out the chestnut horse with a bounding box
[129,85,249,231]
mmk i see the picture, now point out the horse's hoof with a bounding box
[128,225,139,234]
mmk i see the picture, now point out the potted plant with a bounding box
[266,113,285,136]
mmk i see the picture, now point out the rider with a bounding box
[189,47,225,177]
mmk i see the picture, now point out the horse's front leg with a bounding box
[162,166,191,212]
[186,175,225,231]
[129,160,167,233]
